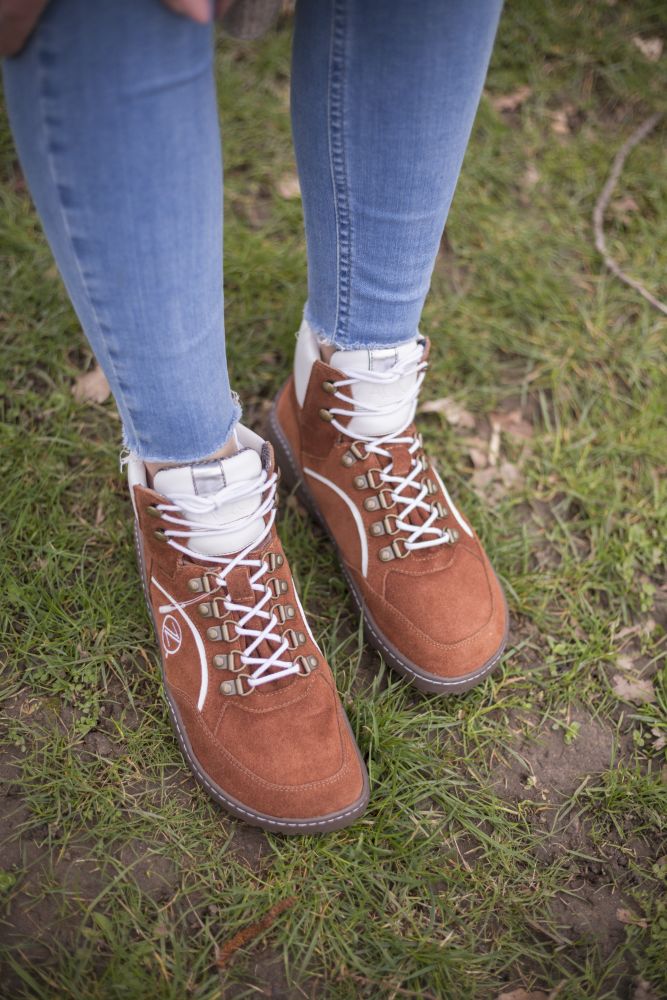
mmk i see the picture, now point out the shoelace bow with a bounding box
[327,347,457,552]
[154,470,301,689]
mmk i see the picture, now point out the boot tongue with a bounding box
[153,448,265,558]
[330,338,424,437]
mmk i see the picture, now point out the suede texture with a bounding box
[273,359,508,682]
[133,445,365,821]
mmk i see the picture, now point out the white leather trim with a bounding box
[294,319,320,407]
[304,468,368,577]
[151,576,209,710]
[127,453,147,519]
[433,469,474,538]
[290,577,322,651]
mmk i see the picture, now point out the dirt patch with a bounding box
[487,707,657,978]
[223,945,316,1000]
[228,823,270,870]
[488,706,621,802]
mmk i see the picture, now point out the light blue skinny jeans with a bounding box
[3,0,501,462]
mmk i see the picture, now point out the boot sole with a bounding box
[133,523,370,834]
[268,386,509,695]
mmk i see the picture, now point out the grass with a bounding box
[1,1,666,998]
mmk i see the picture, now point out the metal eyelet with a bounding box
[364,496,381,512]
[425,478,438,496]
[213,649,243,671]
[206,621,237,642]
[433,500,448,519]
[266,552,285,571]
[369,515,399,538]
[341,451,357,467]
[322,380,337,394]
[146,505,162,518]
[153,529,168,541]
[295,655,319,675]
[268,577,289,598]
[219,675,254,697]
[353,474,368,490]
[187,576,211,594]
[275,604,296,624]
[377,489,396,510]
[285,629,306,649]
[198,598,227,619]
[350,441,367,460]
[366,468,384,489]
[378,538,409,562]
[319,408,334,422]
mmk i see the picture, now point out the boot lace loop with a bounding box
[326,353,457,551]
[152,471,301,688]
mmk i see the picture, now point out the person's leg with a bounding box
[2,0,238,462]
[3,0,368,832]
[270,0,508,693]
[291,0,502,349]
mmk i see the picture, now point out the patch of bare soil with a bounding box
[223,945,310,1000]
[489,706,620,801]
[488,707,659,989]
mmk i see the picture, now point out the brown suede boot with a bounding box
[268,321,509,694]
[127,424,369,833]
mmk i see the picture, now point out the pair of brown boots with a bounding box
[128,322,508,833]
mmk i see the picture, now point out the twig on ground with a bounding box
[593,112,666,316]
[215,895,296,970]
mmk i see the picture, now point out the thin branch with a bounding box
[593,112,666,316]
[215,895,296,970]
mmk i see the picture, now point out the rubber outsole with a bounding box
[267,387,509,695]
[133,522,370,834]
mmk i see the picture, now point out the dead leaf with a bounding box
[550,109,571,135]
[419,397,475,429]
[633,978,661,1000]
[523,162,540,189]
[613,195,639,214]
[488,420,501,466]
[276,173,301,199]
[616,654,636,671]
[72,365,111,404]
[616,907,648,929]
[499,461,523,488]
[489,85,532,113]
[468,446,488,470]
[497,990,549,1000]
[617,618,656,639]
[471,467,498,492]
[632,35,663,62]
[611,674,656,705]
[650,728,666,752]
[491,409,534,440]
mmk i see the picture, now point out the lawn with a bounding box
[1,2,666,998]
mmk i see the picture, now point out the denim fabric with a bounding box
[293,0,502,349]
[3,0,501,461]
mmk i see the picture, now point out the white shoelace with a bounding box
[326,350,457,551]
[153,470,301,689]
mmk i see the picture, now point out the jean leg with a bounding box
[2,0,238,461]
[291,0,502,349]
